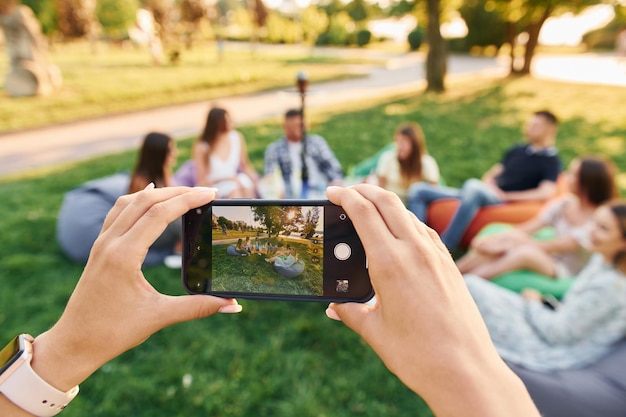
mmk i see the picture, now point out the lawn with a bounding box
[0,40,369,132]
[209,239,323,296]
[1,75,626,417]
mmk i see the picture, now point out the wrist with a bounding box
[31,327,102,392]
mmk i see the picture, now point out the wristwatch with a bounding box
[0,334,79,416]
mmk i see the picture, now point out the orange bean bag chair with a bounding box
[426,175,569,248]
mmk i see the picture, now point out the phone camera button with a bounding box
[334,243,351,260]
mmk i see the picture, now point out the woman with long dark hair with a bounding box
[128,132,177,194]
[375,122,439,204]
[193,107,258,197]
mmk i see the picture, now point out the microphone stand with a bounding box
[296,71,309,199]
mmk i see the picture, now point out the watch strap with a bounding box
[0,335,79,417]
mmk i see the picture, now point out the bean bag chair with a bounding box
[274,258,305,278]
[227,245,247,256]
[56,173,172,267]
[427,174,569,248]
[173,160,197,187]
[472,223,575,298]
[507,337,626,417]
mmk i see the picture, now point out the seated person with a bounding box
[457,156,618,280]
[266,245,297,267]
[262,109,343,199]
[227,238,248,256]
[464,199,626,372]
[375,122,440,204]
[57,132,180,267]
[129,132,181,255]
[407,110,562,251]
[193,107,258,198]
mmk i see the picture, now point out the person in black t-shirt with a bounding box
[407,110,562,251]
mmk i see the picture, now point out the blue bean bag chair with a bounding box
[274,259,305,278]
[508,337,626,417]
[56,173,173,267]
[227,245,247,256]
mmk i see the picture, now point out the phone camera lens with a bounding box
[339,213,347,221]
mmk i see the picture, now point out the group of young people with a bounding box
[14,107,625,416]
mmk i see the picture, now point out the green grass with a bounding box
[0,40,367,132]
[209,239,322,296]
[2,75,626,417]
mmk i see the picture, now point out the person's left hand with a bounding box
[32,186,241,392]
[521,289,543,302]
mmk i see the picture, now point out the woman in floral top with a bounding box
[465,200,626,371]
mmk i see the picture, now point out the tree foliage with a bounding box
[96,0,139,39]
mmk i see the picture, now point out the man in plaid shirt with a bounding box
[263,109,343,198]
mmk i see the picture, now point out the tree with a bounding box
[22,0,58,34]
[55,0,99,39]
[492,0,598,75]
[96,0,139,40]
[425,0,446,92]
[302,207,320,239]
[252,205,285,237]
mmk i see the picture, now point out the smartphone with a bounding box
[182,199,373,302]
[541,294,560,310]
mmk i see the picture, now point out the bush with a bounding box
[96,0,140,40]
[22,0,58,35]
[457,0,506,52]
[407,27,423,51]
[355,29,372,47]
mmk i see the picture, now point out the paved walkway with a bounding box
[0,48,624,178]
[0,52,507,177]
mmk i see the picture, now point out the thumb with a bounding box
[158,295,242,327]
[326,302,373,337]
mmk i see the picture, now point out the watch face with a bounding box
[0,335,23,375]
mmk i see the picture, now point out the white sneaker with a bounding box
[164,254,182,269]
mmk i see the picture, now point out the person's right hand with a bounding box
[325,185,539,417]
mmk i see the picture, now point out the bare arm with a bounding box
[192,142,210,187]
[481,163,503,184]
[326,185,540,417]
[501,180,557,202]
[1,187,241,417]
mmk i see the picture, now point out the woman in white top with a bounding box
[193,107,258,198]
[375,122,439,204]
[457,156,618,280]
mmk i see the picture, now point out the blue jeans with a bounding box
[407,179,502,250]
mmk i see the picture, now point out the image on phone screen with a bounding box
[182,200,372,302]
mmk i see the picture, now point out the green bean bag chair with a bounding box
[474,223,575,299]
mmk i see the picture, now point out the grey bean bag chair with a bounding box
[274,259,305,278]
[56,173,173,266]
[508,338,626,417]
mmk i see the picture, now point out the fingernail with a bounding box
[144,182,155,190]
[325,307,342,321]
[194,187,219,193]
[326,186,342,191]
[218,304,242,314]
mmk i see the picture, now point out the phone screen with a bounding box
[182,200,372,302]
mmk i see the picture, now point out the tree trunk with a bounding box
[519,8,552,75]
[425,0,446,93]
[511,7,553,76]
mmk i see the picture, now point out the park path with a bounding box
[0,49,507,177]
[0,46,624,178]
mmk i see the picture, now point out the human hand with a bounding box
[324,185,539,417]
[521,289,543,302]
[32,186,241,392]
